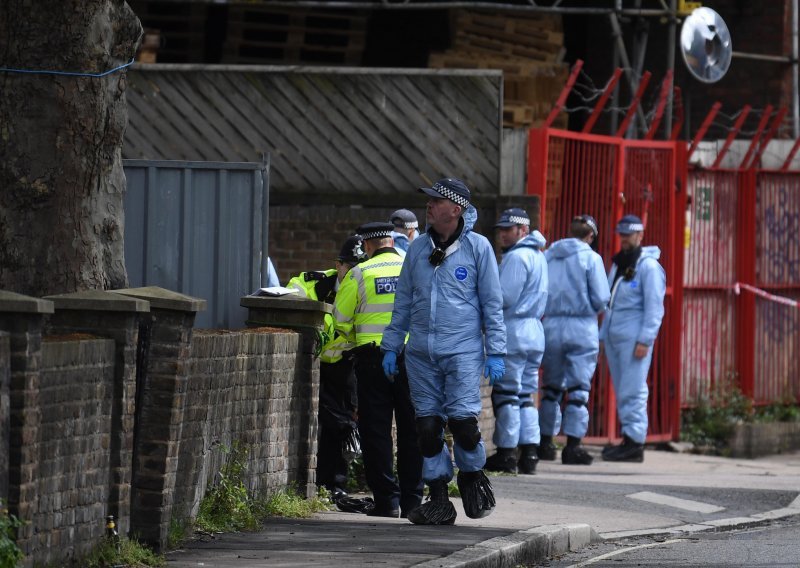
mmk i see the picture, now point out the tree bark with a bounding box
[0,1,142,296]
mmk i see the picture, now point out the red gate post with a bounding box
[687,102,722,162]
[670,87,684,141]
[712,105,751,169]
[736,168,758,399]
[645,70,674,140]
[582,68,623,135]
[745,107,788,169]
[740,105,774,169]
[671,142,689,440]
[615,71,652,138]
[543,59,584,130]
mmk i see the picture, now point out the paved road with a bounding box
[545,518,800,567]
[165,448,800,567]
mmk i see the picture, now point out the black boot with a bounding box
[517,444,539,475]
[457,470,496,519]
[601,435,645,462]
[538,435,557,460]
[561,436,593,465]
[407,479,457,525]
[484,447,518,474]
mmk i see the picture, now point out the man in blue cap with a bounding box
[601,214,666,462]
[389,209,419,256]
[485,208,548,475]
[539,214,610,465]
[381,178,506,525]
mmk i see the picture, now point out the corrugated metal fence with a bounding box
[123,159,270,329]
[684,166,800,406]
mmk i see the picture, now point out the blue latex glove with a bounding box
[382,351,398,380]
[483,355,505,386]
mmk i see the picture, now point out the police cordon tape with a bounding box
[733,282,800,308]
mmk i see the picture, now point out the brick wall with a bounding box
[34,337,116,565]
[269,196,541,285]
[173,328,305,522]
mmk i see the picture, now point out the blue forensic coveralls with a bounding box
[540,238,610,439]
[391,229,419,256]
[493,230,548,449]
[600,246,666,444]
[382,206,506,482]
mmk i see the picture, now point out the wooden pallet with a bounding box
[454,11,564,54]
[223,6,367,65]
[453,33,558,63]
[503,102,535,127]
[429,51,563,77]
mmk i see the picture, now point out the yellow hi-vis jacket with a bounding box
[286,269,352,364]
[333,250,404,348]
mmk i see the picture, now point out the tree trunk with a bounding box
[0,1,142,296]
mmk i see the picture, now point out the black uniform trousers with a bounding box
[317,358,358,493]
[354,347,423,515]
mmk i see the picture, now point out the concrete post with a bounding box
[0,291,54,558]
[113,286,206,550]
[240,295,331,497]
[43,290,150,538]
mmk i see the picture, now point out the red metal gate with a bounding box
[528,127,684,443]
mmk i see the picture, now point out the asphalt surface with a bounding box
[164,447,800,567]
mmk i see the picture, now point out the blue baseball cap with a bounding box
[495,208,530,228]
[573,214,599,237]
[616,214,645,235]
[418,178,471,208]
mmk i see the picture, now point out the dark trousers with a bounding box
[317,358,357,492]
[355,348,423,515]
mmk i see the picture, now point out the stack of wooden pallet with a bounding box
[129,1,206,63]
[222,6,367,65]
[429,10,568,128]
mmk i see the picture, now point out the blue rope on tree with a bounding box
[0,57,135,78]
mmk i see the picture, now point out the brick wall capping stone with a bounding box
[241,295,332,331]
[240,295,333,314]
[0,290,55,314]
[112,286,207,313]
[43,290,150,313]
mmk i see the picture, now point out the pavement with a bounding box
[164,447,800,567]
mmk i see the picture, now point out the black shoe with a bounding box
[602,436,645,462]
[517,444,539,475]
[561,444,594,465]
[336,496,374,514]
[407,480,457,525]
[538,437,557,461]
[457,470,496,519]
[485,447,518,474]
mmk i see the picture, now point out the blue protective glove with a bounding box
[483,355,505,386]
[382,351,398,380]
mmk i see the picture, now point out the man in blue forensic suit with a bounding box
[539,215,610,465]
[601,214,666,462]
[389,209,419,256]
[381,178,506,525]
[485,208,548,475]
